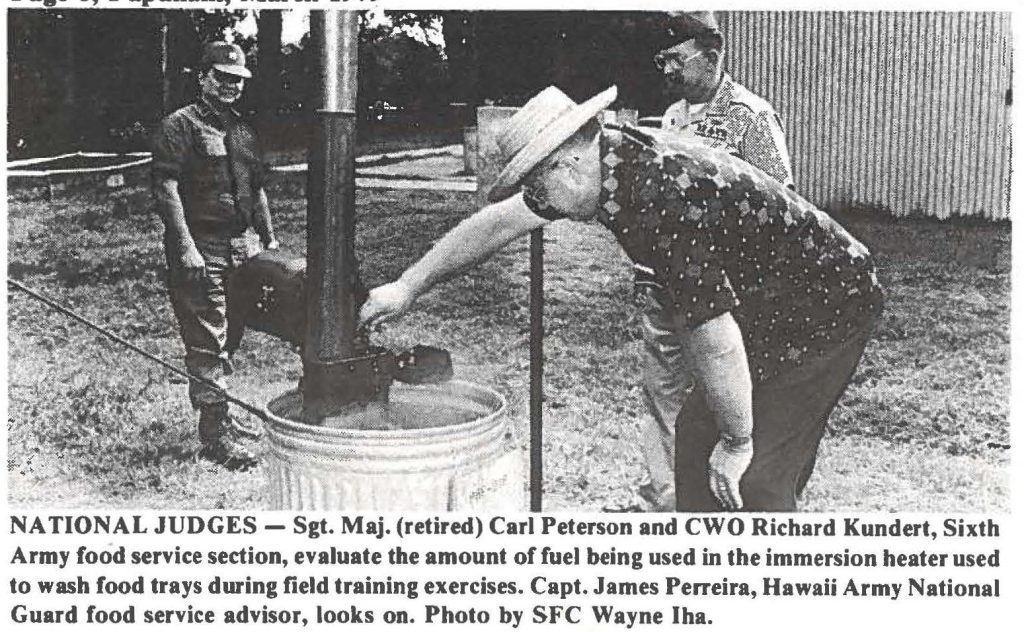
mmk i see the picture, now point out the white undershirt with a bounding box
[663,100,710,130]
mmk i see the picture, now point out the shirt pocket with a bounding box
[198,135,228,158]
[193,135,231,190]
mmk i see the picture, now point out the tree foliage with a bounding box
[274,11,449,118]
[442,11,675,112]
[8,9,680,156]
[359,13,448,114]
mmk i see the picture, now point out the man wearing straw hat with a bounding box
[361,85,882,511]
[152,42,279,470]
[637,11,798,510]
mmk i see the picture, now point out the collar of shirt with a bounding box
[196,99,241,129]
[704,73,737,118]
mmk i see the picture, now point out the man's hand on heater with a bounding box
[360,280,416,328]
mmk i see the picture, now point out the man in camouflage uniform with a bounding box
[152,42,279,469]
[637,13,798,509]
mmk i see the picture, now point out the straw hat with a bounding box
[488,85,618,202]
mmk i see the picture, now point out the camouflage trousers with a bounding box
[165,229,261,409]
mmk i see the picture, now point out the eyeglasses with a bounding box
[211,68,245,86]
[653,50,704,72]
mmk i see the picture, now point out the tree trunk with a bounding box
[257,10,284,136]
[61,14,78,148]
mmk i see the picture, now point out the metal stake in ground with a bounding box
[302,11,366,421]
[530,228,544,512]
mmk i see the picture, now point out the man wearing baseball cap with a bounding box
[635,12,798,510]
[360,84,882,511]
[654,12,793,187]
[151,41,278,470]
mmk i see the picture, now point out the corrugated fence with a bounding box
[719,11,1012,220]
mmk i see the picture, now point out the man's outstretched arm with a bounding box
[360,192,548,326]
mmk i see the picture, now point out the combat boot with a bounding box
[198,403,262,470]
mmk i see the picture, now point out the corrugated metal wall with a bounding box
[719,12,1013,220]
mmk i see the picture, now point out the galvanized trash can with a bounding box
[263,381,523,511]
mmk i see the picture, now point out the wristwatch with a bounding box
[721,433,753,449]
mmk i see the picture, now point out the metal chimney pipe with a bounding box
[303,11,362,420]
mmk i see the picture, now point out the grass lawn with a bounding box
[6,182,1010,512]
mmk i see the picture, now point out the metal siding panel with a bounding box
[790,12,806,196]
[894,12,914,214]
[854,12,869,205]
[831,11,847,201]
[839,11,854,204]
[920,13,940,217]
[995,12,1007,219]
[958,13,979,218]
[891,13,912,215]
[855,12,869,205]
[880,12,897,210]
[841,13,856,204]
[811,11,828,205]
[910,13,934,215]
[803,12,819,203]
[960,13,983,218]
[983,12,1002,219]
[720,11,1008,219]
[914,13,932,216]
[792,11,810,195]
[996,13,1012,219]
[937,12,955,218]
[942,13,961,217]
[878,12,898,212]
[970,13,991,218]
[900,13,920,215]
[818,11,837,206]
[931,14,949,218]
[818,12,836,206]
[951,12,972,218]
[941,13,962,218]
[986,12,1004,219]
[992,14,1005,219]
[898,11,921,216]
[862,13,878,207]
[796,11,809,200]
[824,13,842,204]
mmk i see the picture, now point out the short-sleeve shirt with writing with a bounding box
[593,125,883,383]
[662,74,795,189]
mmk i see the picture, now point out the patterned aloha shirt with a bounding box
[524,124,883,383]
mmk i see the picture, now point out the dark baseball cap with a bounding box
[202,41,251,79]
[663,11,723,48]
